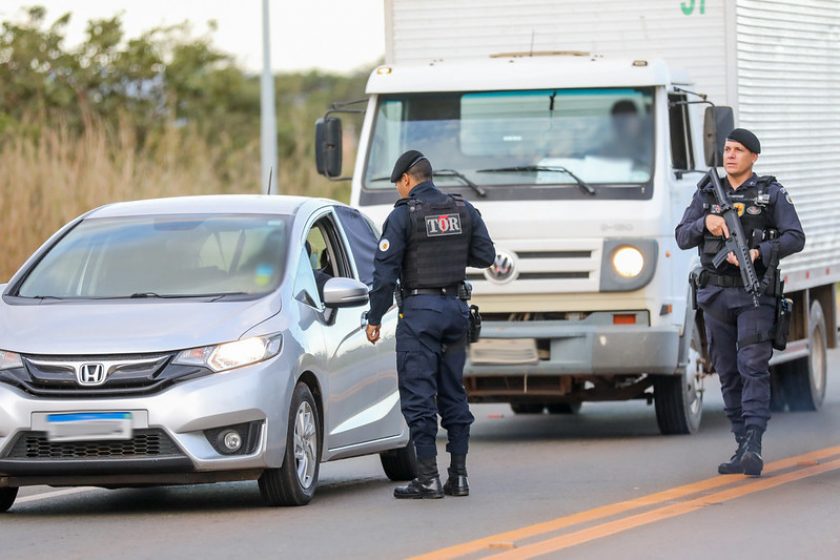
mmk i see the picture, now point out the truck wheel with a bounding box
[654,347,703,435]
[0,488,17,512]
[380,439,417,481]
[510,403,544,414]
[547,403,582,415]
[783,300,827,412]
[769,365,787,412]
[258,383,321,506]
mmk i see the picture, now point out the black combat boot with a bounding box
[443,454,469,497]
[394,456,444,499]
[740,426,764,477]
[718,432,748,475]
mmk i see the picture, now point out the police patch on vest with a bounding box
[746,206,762,215]
[425,213,463,237]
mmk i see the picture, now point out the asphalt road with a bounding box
[3,349,840,560]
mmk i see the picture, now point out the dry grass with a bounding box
[0,116,355,282]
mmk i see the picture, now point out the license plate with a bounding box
[46,412,133,442]
[469,338,539,365]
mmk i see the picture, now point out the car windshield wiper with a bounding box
[476,165,596,195]
[127,292,251,300]
[370,169,487,197]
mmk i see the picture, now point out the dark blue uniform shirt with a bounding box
[367,181,495,325]
[675,173,805,271]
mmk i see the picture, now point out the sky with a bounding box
[0,0,385,74]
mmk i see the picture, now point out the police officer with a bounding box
[675,128,805,476]
[365,150,495,499]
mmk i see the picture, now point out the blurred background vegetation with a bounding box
[0,6,370,280]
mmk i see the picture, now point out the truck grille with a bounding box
[467,243,600,294]
[5,429,183,460]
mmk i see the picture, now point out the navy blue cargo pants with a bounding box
[698,285,776,433]
[396,294,474,459]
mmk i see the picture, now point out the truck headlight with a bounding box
[0,350,23,371]
[612,246,645,278]
[173,335,282,373]
[600,239,658,292]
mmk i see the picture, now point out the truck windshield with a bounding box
[363,87,654,197]
[16,214,291,300]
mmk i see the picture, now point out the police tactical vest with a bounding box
[700,175,777,276]
[401,192,472,289]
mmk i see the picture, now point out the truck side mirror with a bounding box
[703,106,734,167]
[315,117,343,178]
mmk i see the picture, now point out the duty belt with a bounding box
[701,271,743,288]
[700,270,778,295]
[405,285,461,297]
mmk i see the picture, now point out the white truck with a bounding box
[315,0,840,434]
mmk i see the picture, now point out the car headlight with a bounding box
[173,335,282,373]
[0,350,23,371]
[612,246,645,278]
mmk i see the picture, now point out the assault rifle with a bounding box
[701,168,762,306]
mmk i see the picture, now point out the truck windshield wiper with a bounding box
[476,165,596,195]
[370,169,487,197]
[432,169,487,197]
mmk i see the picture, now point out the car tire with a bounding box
[0,488,18,513]
[546,403,582,415]
[783,300,828,412]
[380,439,417,481]
[258,382,321,507]
[510,403,544,414]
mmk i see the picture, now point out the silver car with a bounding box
[0,195,413,509]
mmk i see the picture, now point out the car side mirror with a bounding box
[322,277,369,308]
[703,106,734,167]
[315,117,343,178]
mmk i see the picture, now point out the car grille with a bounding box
[0,353,209,398]
[5,429,183,460]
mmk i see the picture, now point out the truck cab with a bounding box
[320,54,714,434]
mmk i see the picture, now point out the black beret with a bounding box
[726,128,761,154]
[389,149,427,183]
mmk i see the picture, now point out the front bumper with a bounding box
[0,356,293,482]
[465,320,680,376]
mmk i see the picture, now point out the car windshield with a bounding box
[17,214,291,299]
[363,87,654,194]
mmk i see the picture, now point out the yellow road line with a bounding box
[488,456,840,559]
[411,444,840,560]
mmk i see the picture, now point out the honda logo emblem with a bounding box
[77,363,107,386]
[485,250,517,283]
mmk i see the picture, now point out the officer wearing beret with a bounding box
[366,150,495,499]
[675,128,805,476]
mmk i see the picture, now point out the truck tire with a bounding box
[510,403,544,414]
[380,439,416,481]
[258,383,321,506]
[783,300,827,412]
[0,488,17,512]
[769,365,787,412]
[654,347,703,435]
[547,403,582,415]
